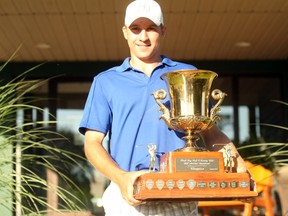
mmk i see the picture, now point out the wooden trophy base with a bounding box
[134,152,258,201]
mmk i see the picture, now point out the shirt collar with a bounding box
[116,55,177,73]
[116,57,131,72]
[161,55,177,67]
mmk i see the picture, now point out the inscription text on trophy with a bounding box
[176,158,219,172]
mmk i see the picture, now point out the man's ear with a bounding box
[122,26,128,40]
[161,26,167,38]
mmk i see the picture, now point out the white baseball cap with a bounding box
[124,0,164,27]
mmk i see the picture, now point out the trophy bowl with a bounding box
[152,69,226,152]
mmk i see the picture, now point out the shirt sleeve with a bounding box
[78,76,112,135]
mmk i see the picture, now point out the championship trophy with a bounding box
[134,69,257,201]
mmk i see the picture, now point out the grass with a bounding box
[0,52,88,215]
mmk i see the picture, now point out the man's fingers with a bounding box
[123,194,143,206]
[132,170,148,183]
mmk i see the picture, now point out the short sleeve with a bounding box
[79,76,112,135]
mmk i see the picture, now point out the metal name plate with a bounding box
[198,182,207,188]
[240,181,249,188]
[230,181,238,188]
[176,158,219,172]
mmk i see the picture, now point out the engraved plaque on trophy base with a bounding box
[160,152,224,173]
[134,152,257,201]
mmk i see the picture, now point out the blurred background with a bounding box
[0,0,287,215]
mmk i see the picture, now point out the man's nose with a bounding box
[139,30,148,41]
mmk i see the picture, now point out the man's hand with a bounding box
[116,170,147,206]
[84,131,148,205]
[235,162,258,203]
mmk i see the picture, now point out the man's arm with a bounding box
[200,125,257,194]
[200,125,247,173]
[84,129,146,205]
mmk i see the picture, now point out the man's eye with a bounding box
[147,27,157,32]
[130,27,140,33]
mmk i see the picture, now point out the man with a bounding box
[79,0,253,215]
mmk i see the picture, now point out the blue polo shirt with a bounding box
[79,56,197,172]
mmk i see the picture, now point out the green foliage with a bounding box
[0,53,87,215]
[238,100,288,171]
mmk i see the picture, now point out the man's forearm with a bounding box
[84,131,126,185]
[201,125,248,173]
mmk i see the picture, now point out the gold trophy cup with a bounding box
[134,70,257,201]
[152,69,225,152]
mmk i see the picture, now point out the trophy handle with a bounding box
[152,89,176,130]
[210,89,227,124]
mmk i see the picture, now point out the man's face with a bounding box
[122,18,166,62]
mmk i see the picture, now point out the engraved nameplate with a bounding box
[156,179,165,190]
[198,182,207,188]
[230,181,238,188]
[240,181,249,188]
[176,158,219,172]
[166,180,175,190]
[220,182,228,188]
[145,179,154,190]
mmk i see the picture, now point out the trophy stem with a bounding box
[176,129,207,152]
